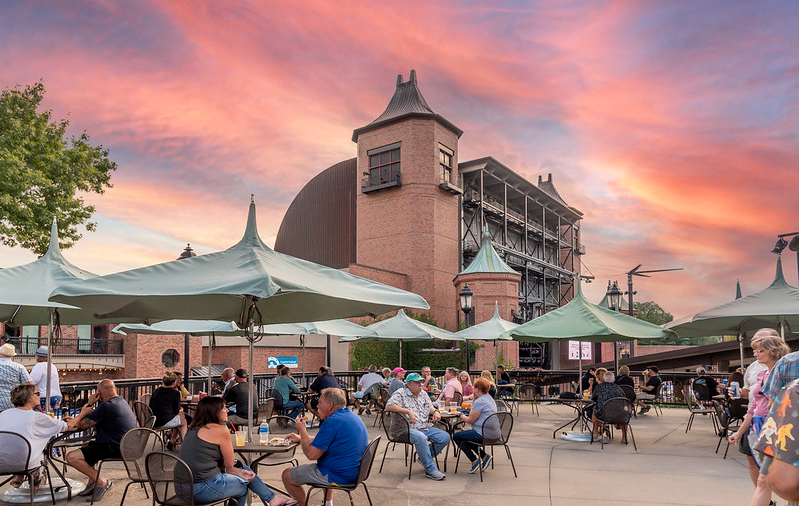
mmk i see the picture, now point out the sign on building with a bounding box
[268,356,298,369]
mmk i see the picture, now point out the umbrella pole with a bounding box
[738,332,745,373]
[613,341,619,374]
[45,308,53,415]
[301,335,306,388]
[208,333,214,394]
[247,320,255,442]
[399,340,403,368]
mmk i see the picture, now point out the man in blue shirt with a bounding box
[283,388,368,506]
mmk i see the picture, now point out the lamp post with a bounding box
[177,244,196,388]
[772,232,799,286]
[607,281,623,372]
[459,284,473,374]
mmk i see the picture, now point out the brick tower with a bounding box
[352,70,463,330]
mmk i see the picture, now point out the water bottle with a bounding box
[259,421,269,445]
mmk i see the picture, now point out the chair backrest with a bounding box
[133,400,154,427]
[728,398,748,419]
[518,384,539,400]
[598,397,634,425]
[0,431,32,474]
[354,436,381,486]
[266,415,297,437]
[144,416,157,429]
[451,391,463,406]
[619,385,637,405]
[495,399,511,412]
[139,393,152,405]
[714,403,729,430]
[146,451,194,506]
[483,411,513,445]
[121,428,164,482]
[381,411,411,443]
[692,383,711,402]
[683,386,707,413]
[377,388,390,407]
[258,398,276,423]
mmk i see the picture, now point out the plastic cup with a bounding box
[235,430,246,447]
[449,402,458,413]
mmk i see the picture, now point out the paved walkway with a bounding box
[2,403,757,505]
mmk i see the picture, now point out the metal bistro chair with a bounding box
[0,431,56,506]
[257,398,276,424]
[684,385,719,434]
[119,427,164,506]
[517,384,540,416]
[372,388,390,428]
[378,411,439,480]
[593,397,637,451]
[619,385,638,419]
[133,400,153,427]
[454,411,517,482]
[145,451,235,506]
[139,393,152,406]
[715,399,747,459]
[304,436,381,506]
[46,426,97,501]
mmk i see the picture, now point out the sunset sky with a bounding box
[2,1,798,319]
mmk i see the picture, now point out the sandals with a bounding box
[271,499,298,506]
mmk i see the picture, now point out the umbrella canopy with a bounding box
[0,218,102,325]
[340,309,463,367]
[500,281,677,343]
[112,320,242,336]
[258,319,377,338]
[455,303,518,340]
[50,200,429,326]
[665,258,799,338]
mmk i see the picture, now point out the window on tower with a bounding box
[362,142,401,193]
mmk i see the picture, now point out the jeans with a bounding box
[191,463,275,506]
[283,400,305,419]
[453,430,486,463]
[408,427,449,473]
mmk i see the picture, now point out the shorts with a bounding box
[739,431,752,456]
[81,441,122,466]
[290,464,335,487]
[353,391,365,399]
[159,414,182,429]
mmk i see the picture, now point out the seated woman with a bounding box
[453,378,501,474]
[0,384,68,491]
[591,371,629,444]
[614,365,635,388]
[150,371,188,449]
[480,370,497,398]
[459,371,474,401]
[179,396,296,506]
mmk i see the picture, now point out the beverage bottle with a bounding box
[259,421,269,444]
[730,382,740,399]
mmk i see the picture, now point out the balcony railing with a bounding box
[361,170,401,193]
[6,337,123,355]
[438,169,463,194]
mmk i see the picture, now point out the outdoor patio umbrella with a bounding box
[455,302,518,370]
[51,199,428,436]
[0,218,137,412]
[112,320,243,394]
[339,309,463,367]
[499,280,676,440]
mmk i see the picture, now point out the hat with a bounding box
[35,346,48,357]
[393,367,406,375]
[235,368,248,378]
[647,365,659,373]
[696,366,706,374]
[405,372,423,383]
[0,343,16,357]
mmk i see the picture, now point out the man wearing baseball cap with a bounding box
[385,372,449,480]
[636,365,662,415]
[224,368,254,426]
[0,343,31,413]
[388,367,406,396]
[30,346,62,412]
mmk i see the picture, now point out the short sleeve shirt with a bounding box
[763,352,799,401]
[0,358,31,412]
[748,369,772,417]
[592,382,625,417]
[309,373,338,394]
[312,408,368,485]
[357,373,384,392]
[645,376,662,394]
[753,379,799,467]
[387,387,432,432]
[471,394,500,439]
[438,378,463,402]
[88,395,137,445]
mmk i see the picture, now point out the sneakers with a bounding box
[481,454,492,471]
[425,468,446,481]
[468,459,481,474]
[77,482,96,497]
[638,406,650,415]
[86,480,112,502]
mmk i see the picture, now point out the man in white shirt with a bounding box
[29,346,61,412]
[353,365,384,414]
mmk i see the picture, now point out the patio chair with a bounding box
[119,427,164,506]
[139,393,152,405]
[715,399,747,459]
[517,384,540,416]
[454,411,517,482]
[145,451,235,506]
[304,436,380,506]
[0,431,56,506]
[378,411,439,480]
[692,382,713,407]
[641,382,664,416]
[619,385,638,418]
[257,398,276,424]
[683,385,719,434]
[372,387,390,428]
[495,399,511,412]
[133,400,152,427]
[592,397,637,451]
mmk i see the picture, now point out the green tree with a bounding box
[0,82,116,255]
[634,301,673,325]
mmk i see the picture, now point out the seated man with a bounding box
[306,367,338,419]
[436,367,462,406]
[274,366,304,419]
[635,366,662,414]
[352,365,384,415]
[0,384,67,491]
[693,367,719,405]
[386,373,448,480]
[282,388,368,506]
[149,371,188,449]
[66,379,137,501]
[224,369,254,427]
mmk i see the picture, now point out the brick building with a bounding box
[275,70,586,370]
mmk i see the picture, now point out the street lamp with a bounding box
[177,244,196,388]
[772,232,799,286]
[606,280,623,372]
[459,284,473,373]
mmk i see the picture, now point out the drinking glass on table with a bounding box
[235,429,246,447]
[449,402,458,413]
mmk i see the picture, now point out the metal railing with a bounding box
[6,337,123,355]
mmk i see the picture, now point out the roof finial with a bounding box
[409,69,417,84]
[537,175,543,185]
[547,173,552,183]
[250,194,254,203]
[396,74,403,87]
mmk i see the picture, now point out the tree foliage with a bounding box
[0,82,116,255]
[635,300,721,346]
[350,310,467,371]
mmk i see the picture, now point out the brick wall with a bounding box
[203,346,327,375]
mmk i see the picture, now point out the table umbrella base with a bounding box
[1,476,85,503]
[559,431,605,443]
